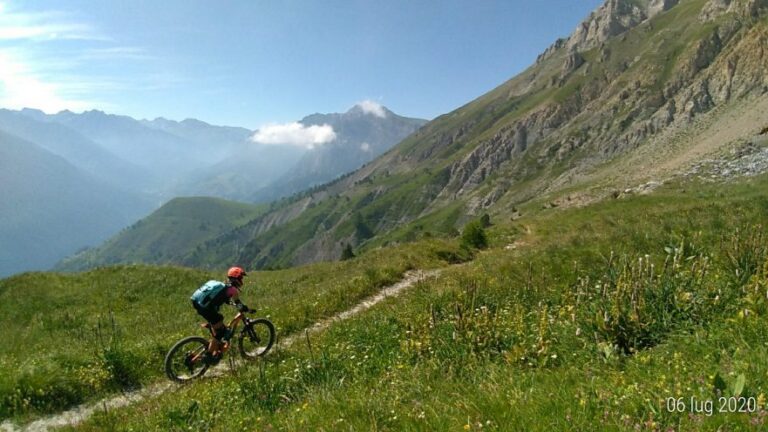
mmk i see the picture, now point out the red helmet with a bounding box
[227,266,247,278]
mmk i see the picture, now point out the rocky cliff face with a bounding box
[438,0,768,214]
[702,0,768,19]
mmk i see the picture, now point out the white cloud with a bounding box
[0,22,95,41]
[0,52,97,112]
[360,142,371,152]
[356,100,387,118]
[252,122,336,149]
[0,5,148,113]
[78,47,151,61]
[0,5,103,41]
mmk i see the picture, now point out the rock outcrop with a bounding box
[562,47,586,77]
[566,0,649,52]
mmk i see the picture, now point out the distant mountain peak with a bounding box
[20,107,45,116]
[181,118,211,127]
[348,101,389,118]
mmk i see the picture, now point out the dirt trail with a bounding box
[0,269,442,432]
[280,269,441,346]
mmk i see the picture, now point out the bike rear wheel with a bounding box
[164,336,210,382]
[238,318,276,360]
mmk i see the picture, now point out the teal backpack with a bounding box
[190,280,227,308]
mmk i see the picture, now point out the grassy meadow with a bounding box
[0,238,468,422]
[28,173,764,431]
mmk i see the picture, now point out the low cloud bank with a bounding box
[252,122,336,149]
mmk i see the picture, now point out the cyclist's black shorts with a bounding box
[192,300,224,325]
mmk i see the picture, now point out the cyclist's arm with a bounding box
[226,286,249,311]
[223,285,238,302]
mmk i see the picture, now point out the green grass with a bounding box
[0,237,468,422]
[49,173,768,431]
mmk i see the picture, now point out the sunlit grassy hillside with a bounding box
[53,173,768,431]
[0,239,467,421]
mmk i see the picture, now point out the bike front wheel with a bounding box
[164,336,210,382]
[238,318,276,360]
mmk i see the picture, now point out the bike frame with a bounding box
[225,311,247,334]
[191,311,248,362]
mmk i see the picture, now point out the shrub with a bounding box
[480,213,491,227]
[461,220,488,250]
[341,243,355,261]
[354,213,374,240]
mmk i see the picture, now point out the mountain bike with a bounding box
[164,310,276,382]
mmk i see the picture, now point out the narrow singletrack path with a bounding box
[1,269,441,432]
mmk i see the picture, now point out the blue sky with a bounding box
[0,0,603,129]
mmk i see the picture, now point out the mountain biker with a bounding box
[190,266,251,362]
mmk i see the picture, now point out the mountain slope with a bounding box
[171,143,307,201]
[141,117,252,162]
[15,109,296,200]
[0,131,152,276]
[56,197,266,271]
[22,110,216,194]
[0,109,153,191]
[179,0,768,270]
[41,110,199,168]
[250,105,427,202]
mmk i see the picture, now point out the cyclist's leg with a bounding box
[210,320,227,354]
[193,301,225,354]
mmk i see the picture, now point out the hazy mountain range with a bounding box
[0,130,151,276]
[0,104,426,276]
